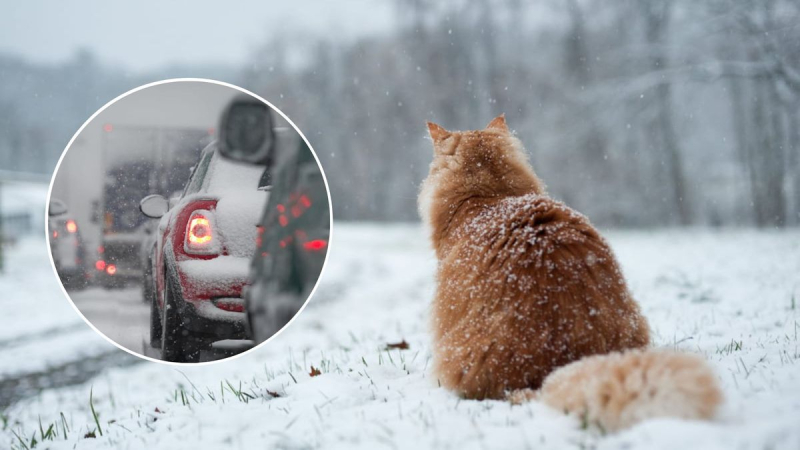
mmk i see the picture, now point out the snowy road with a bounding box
[2,225,800,449]
[69,287,151,356]
[67,285,251,362]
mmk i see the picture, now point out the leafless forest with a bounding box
[2,0,799,226]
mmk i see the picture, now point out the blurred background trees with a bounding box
[1,0,798,227]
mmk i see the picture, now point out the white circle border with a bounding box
[45,78,335,367]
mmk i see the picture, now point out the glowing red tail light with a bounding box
[303,239,327,252]
[188,216,212,244]
[95,260,106,271]
[66,219,77,233]
[106,264,117,275]
[184,210,220,255]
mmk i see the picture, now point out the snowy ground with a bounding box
[0,238,139,407]
[1,224,799,449]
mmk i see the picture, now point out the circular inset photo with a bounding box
[47,79,332,364]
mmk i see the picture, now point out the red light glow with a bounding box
[95,260,106,271]
[256,225,265,248]
[106,264,117,275]
[66,219,77,233]
[303,239,327,251]
[52,230,58,239]
[103,123,113,132]
[299,195,311,208]
[279,215,288,227]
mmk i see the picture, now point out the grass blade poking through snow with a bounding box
[89,387,103,437]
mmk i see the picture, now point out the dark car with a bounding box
[140,142,267,362]
[245,137,329,342]
[95,233,141,289]
[215,96,330,344]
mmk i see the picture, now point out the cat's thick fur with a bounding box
[419,115,722,431]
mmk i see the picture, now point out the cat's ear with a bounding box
[427,121,450,143]
[486,114,509,133]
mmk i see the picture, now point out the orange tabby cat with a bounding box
[419,115,722,431]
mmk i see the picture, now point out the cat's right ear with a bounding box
[427,122,450,144]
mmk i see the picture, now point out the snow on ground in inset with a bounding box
[2,224,800,449]
[68,287,151,355]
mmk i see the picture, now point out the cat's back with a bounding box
[440,192,631,304]
[451,193,603,266]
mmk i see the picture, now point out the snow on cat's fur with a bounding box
[419,115,722,431]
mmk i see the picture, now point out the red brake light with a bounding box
[213,299,244,312]
[66,219,77,233]
[106,264,116,275]
[303,239,327,252]
[256,225,265,248]
[184,210,220,255]
[95,260,106,271]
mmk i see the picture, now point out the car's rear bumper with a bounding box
[174,297,247,339]
[174,256,251,338]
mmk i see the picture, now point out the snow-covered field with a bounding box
[2,224,799,449]
[0,239,127,381]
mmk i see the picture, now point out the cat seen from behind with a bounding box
[418,115,722,431]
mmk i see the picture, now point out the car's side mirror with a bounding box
[140,195,169,218]
[217,95,275,166]
[49,198,68,217]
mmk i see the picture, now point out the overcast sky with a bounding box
[0,0,394,71]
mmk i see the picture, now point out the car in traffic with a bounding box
[215,96,330,344]
[48,199,89,290]
[94,234,142,289]
[140,141,267,362]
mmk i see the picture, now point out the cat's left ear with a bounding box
[427,121,451,143]
[486,114,509,133]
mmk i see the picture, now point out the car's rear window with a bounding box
[104,241,141,267]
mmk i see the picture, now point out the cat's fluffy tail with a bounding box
[509,349,723,432]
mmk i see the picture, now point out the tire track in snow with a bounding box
[0,349,140,408]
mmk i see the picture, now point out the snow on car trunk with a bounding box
[204,153,267,258]
[177,255,250,295]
